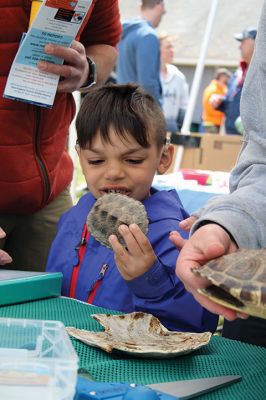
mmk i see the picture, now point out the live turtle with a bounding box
[86,193,149,248]
[191,248,266,319]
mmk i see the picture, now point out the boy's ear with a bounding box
[157,143,174,174]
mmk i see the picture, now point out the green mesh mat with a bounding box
[0,297,265,400]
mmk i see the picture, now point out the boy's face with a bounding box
[76,127,173,201]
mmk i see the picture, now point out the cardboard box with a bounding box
[168,133,243,172]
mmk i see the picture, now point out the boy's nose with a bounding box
[104,163,125,180]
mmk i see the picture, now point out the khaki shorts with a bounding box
[0,188,73,272]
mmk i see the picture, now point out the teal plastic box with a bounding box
[0,270,62,306]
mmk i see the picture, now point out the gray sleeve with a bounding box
[191,0,266,248]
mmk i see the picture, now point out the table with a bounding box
[0,297,265,400]
[153,171,230,214]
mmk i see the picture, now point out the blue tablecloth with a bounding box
[152,171,230,214]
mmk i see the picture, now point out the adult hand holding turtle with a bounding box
[169,223,239,321]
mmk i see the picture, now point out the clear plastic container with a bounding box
[0,318,78,400]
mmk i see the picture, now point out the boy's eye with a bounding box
[88,159,104,165]
[126,159,144,164]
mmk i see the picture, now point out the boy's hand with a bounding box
[108,224,157,281]
[37,41,89,93]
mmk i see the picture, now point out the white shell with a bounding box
[67,312,211,359]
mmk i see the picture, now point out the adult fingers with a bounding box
[0,227,6,239]
[179,215,197,231]
[0,250,12,265]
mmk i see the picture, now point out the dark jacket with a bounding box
[218,61,247,134]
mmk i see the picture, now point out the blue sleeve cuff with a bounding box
[126,259,174,298]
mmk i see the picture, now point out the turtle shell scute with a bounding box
[87,193,149,248]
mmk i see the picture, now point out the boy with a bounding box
[46,84,217,333]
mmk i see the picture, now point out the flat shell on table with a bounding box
[66,312,211,359]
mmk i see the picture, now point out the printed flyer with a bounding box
[4,0,92,108]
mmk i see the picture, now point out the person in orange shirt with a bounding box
[202,68,232,133]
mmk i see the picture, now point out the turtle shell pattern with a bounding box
[87,193,149,248]
[192,248,266,319]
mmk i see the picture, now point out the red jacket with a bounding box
[0,0,121,214]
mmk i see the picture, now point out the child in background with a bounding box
[46,84,217,333]
[202,68,232,133]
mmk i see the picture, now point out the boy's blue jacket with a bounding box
[46,189,218,333]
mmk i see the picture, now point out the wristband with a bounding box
[79,56,97,93]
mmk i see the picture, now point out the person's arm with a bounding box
[170,129,265,318]
[171,0,266,319]
[38,41,118,92]
[85,44,118,85]
[170,224,238,320]
[213,95,228,112]
[185,0,266,248]
[37,0,121,92]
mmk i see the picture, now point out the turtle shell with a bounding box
[66,312,211,358]
[191,249,266,319]
[87,193,149,248]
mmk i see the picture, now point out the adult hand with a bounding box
[179,215,197,232]
[37,40,89,93]
[0,228,12,265]
[209,93,224,109]
[169,223,240,320]
[109,224,157,281]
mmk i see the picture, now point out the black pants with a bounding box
[223,317,266,348]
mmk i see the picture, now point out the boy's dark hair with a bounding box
[76,83,166,149]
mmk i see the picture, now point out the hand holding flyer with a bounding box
[4,0,92,108]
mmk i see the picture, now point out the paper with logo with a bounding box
[4,0,92,108]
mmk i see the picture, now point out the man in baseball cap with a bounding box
[234,27,257,41]
[210,26,257,134]
[235,27,257,76]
